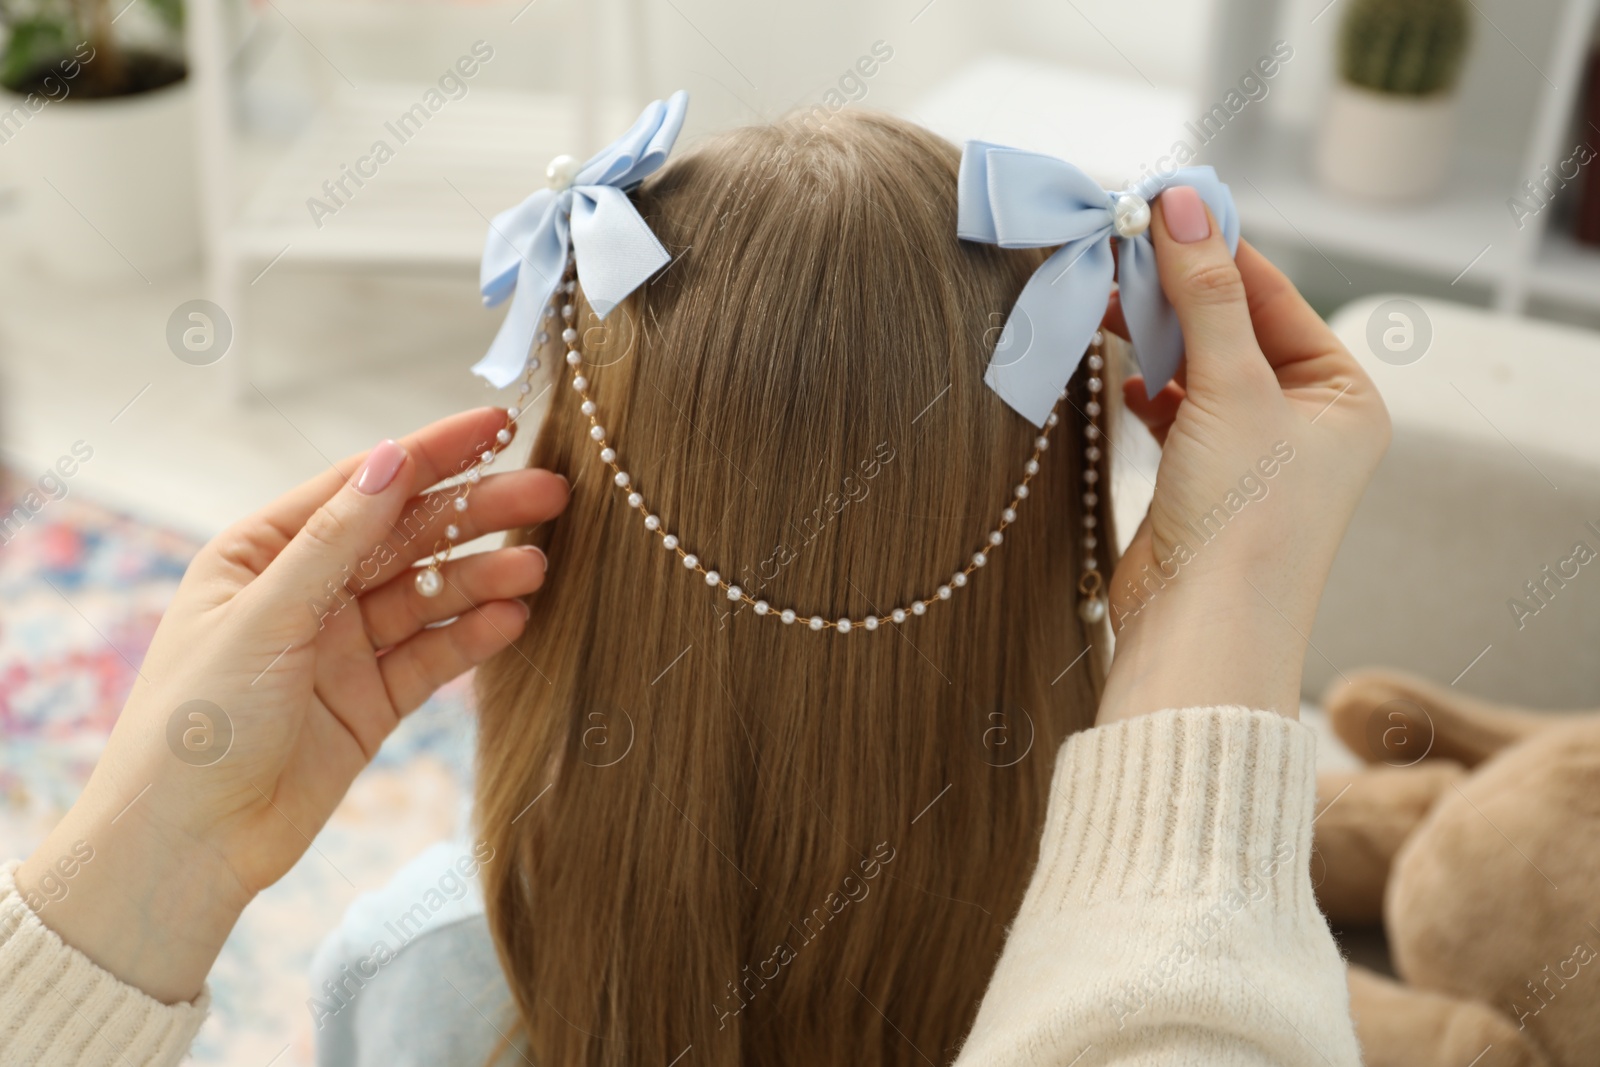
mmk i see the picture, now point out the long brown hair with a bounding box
[475,108,1118,1066]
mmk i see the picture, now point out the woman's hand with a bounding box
[1096,187,1390,724]
[17,408,567,1004]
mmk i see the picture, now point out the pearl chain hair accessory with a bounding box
[421,239,1111,631]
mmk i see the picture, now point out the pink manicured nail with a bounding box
[520,544,549,570]
[355,440,406,495]
[1163,186,1210,244]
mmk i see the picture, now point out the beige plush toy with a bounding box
[1313,671,1600,1067]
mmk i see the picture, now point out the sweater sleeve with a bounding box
[955,706,1362,1067]
[0,859,208,1066]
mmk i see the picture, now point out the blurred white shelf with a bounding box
[230,86,586,267]
[1530,229,1600,308]
[1222,124,1518,285]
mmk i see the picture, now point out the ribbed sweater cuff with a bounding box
[1023,706,1318,917]
[0,859,208,1066]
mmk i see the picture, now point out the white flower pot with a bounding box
[0,78,199,283]
[1315,82,1458,203]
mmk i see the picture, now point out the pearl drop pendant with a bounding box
[415,568,444,598]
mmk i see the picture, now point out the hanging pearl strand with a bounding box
[1076,335,1108,623]
[423,250,1108,628]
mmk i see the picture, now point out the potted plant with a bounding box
[1315,0,1472,202]
[0,0,199,280]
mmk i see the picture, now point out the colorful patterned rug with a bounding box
[0,470,479,1066]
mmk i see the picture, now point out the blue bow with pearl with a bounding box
[957,142,1239,427]
[473,90,691,388]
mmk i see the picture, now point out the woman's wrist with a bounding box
[1098,562,1313,726]
[17,781,252,1005]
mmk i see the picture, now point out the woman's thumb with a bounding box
[256,439,412,626]
[1150,186,1261,388]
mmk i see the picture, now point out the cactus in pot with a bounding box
[1317,0,1474,200]
[1338,0,1471,97]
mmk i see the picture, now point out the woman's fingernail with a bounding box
[517,599,532,620]
[1163,186,1210,244]
[520,544,549,570]
[355,440,407,495]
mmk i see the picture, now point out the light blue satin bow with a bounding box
[958,142,1240,427]
[474,90,691,387]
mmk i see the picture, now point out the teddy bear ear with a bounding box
[1320,669,1561,770]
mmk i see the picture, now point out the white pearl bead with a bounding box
[1025,459,1040,475]
[1002,508,1017,523]
[911,601,926,615]
[627,492,643,507]
[644,514,661,531]
[1112,191,1151,238]
[1079,596,1108,623]
[682,554,698,569]
[754,600,769,615]
[705,570,720,585]
[561,303,575,321]
[989,530,1003,546]
[600,447,616,463]
[808,616,825,631]
[414,568,444,598]
[614,471,630,488]
[545,153,581,189]
[445,524,459,539]
[1087,446,1102,462]
[496,429,512,445]
[1087,401,1101,416]
[837,618,851,633]
[1084,492,1098,506]
[1083,558,1099,571]
[864,615,878,630]
[727,584,742,600]
[1046,412,1060,427]
[1085,425,1101,440]
[1035,436,1049,450]
[529,358,541,371]
[481,451,495,465]
[567,350,582,366]
[581,400,596,415]
[891,608,906,623]
[1088,353,1104,371]
[465,468,481,484]
[952,572,967,588]
[1084,534,1098,549]
[1087,378,1102,394]
[507,406,521,420]
[537,329,549,343]
[1083,515,1097,528]
[662,534,679,550]
[453,496,469,512]
[1015,485,1029,498]
[590,426,605,441]
[564,279,577,294]
[519,382,532,395]
[1084,470,1099,484]
[1093,331,1104,346]
[562,328,578,344]
[571,376,588,391]
[781,609,797,624]
[937,585,951,600]
[973,552,986,567]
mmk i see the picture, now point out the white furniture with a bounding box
[1205,0,1600,316]
[1313,294,1600,709]
[184,0,644,400]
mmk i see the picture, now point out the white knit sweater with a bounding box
[0,707,1363,1065]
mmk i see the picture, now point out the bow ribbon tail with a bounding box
[569,186,673,319]
[472,205,572,387]
[983,231,1114,428]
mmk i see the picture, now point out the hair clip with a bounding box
[957,143,1240,426]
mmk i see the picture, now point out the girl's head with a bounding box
[476,107,1117,1065]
